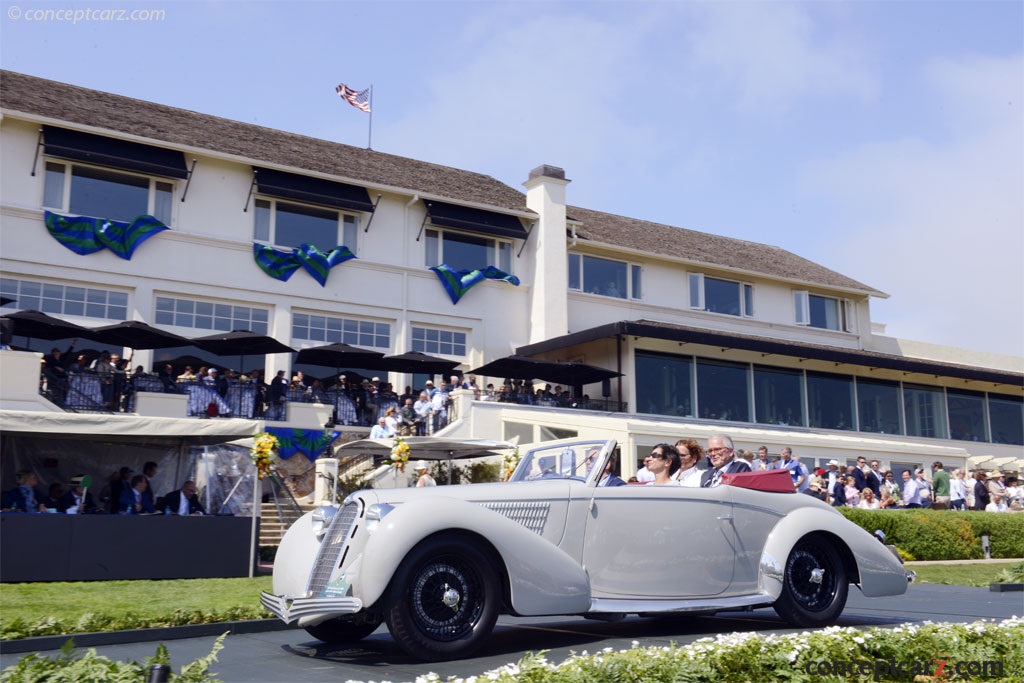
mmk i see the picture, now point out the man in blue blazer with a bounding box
[701,435,752,488]
[162,480,206,515]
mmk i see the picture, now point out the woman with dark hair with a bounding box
[644,443,680,486]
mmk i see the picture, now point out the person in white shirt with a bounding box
[673,438,703,487]
[985,494,1008,513]
[369,417,389,439]
[950,469,968,511]
[413,461,436,487]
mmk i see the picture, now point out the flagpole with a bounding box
[367,85,374,150]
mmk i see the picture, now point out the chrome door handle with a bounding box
[716,515,734,521]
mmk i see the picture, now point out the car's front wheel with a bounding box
[385,537,500,661]
[773,536,848,627]
[304,616,381,644]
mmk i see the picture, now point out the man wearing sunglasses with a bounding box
[700,434,751,488]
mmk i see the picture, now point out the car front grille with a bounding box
[305,501,359,598]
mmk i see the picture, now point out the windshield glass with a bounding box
[509,440,613,483]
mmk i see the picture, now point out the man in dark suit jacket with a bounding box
[119,475,155,514]
[700,435,752,488]
[163,480,206,515]
[851,456,869,491]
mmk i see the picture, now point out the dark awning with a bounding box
[254,167,374,213]
[43,126,189,179]
[424,200,528,240]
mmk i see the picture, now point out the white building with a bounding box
[1,70,1021,482]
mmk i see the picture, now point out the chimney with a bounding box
[523,165,570,343]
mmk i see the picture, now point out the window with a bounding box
[806,371,854,430]
[689,274,753,316]
[292,313,389,348]
[903,383,948,438]
[696,358,750,422]
[43,162,173,224]
[794,291,851,331]
[988,395,1023,446]
[426,229,511,273]
[856,378,902,434]
[634,351,693,417]
[1,277,128,320]
[567,253,641,300]
[155,296,268,334]
[753,366,804,426]
[946,389,988,442]
[412,326,466,357]
[254,199,358,252]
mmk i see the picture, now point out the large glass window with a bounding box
[689,274,753,316]
[411,326,466,357]
[947,389,988,442]
[856,378,902,434]
[43,162,173,224]
[795,291,850,331]
[697,358,750,422]
[903,383,948,438]
[989,395,1023,446]
[254,198,357,252]
[567,253,640,300]
[292,313,389,348]
[155,296,268,334]
[426,229,511,273]
[806,371,854,430]
[634,351,693,417]
[753,366,803,426]
[0,277,128,320]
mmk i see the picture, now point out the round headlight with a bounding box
[310,505,338,540]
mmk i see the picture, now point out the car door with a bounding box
[582,483,736,598]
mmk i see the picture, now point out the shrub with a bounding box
[0,634,225,683]
[962,511,1024,558]
[259,545,277,562]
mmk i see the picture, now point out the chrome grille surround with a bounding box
[305,500,360,598]
[480,501,550,534]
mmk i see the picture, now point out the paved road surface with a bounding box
[2,584,1020,682]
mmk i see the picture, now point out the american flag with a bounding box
[336,83,371,113]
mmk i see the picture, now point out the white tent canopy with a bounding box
[339,437,516,461]
[0,409,258,444]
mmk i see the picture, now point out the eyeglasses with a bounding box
[648,452,666,460]
[707,447,731,454]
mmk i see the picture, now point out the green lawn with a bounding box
[0,576,272,639]
[909,561,1020,587]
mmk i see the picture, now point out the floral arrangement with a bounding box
[503,448,521,481]
[386,436,411,473]
[250,432,279,479]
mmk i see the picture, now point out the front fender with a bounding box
[760,507,908,599]
[357,496,591,616]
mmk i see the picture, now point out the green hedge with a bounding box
[838,509,1024,560]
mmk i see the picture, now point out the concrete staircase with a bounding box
[259,500,315,546]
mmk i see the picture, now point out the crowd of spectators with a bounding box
[2,460,206,516]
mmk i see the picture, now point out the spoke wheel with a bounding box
[386,538,499,661]
[773,536,848,627]
[304,616,381,644]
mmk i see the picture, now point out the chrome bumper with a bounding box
[260,591,363,624]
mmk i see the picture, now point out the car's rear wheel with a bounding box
[385,537,500,661]
[304,616,381,644]
[773,536,848,627]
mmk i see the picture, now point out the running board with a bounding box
[588,592,774,615]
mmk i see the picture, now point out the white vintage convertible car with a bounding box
[262,438,910,661]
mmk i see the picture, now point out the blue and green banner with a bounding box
[253,243,356,286]
[45,211,169,260]
[429,264,520,304]
[265,427,341,460]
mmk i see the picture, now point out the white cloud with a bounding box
[805,53,1024,356]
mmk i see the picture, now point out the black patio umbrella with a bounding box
[377,351,460,376]
[0,296,15,307]
[296,342,385,369]
[471,355,621,388]
[159,354,209,374]
[91,320,192,351]
[0,309,96,343]
[192,329,295,372]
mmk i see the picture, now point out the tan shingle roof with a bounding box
[0,70,532,214]
[1,70,881,295]
[567,205,883,296]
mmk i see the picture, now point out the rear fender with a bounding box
[357,496,590,615]
[760,507,908,599]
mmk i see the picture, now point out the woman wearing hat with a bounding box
[413,461,435,487]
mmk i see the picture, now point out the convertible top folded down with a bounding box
[722,468,795,493]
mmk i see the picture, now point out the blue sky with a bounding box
[2,1,1021,357]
